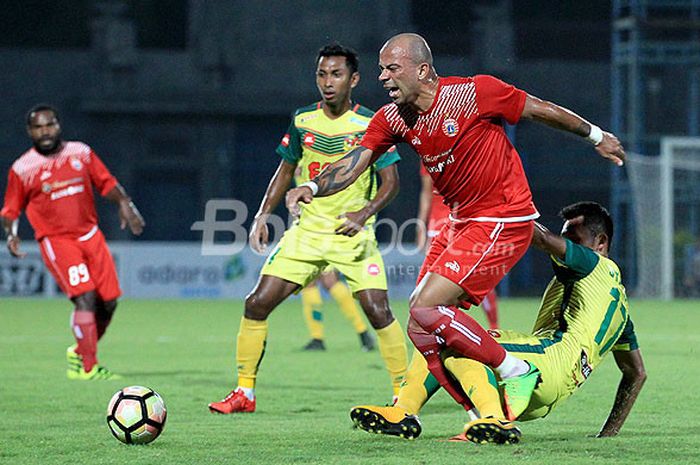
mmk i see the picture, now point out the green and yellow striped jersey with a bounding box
[276,102,400,233]
[532,239,639,386]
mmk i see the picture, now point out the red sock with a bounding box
[407,321,473,410]
[72,310,98,372]
[410,305,506,368]
[482,290,499,330]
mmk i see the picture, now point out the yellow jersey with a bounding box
[276,102,399,234]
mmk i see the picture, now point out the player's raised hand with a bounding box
[6,235,26,258]
[285,186,314,218]
[249,215,270,253]
[335,210,369,237]
[119,200,145,235]
[595,132,625,167]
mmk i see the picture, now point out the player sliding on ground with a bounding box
[351,202,647,444]
[1,104,145,380]
[286,33,626,421]
[209,43,407,414]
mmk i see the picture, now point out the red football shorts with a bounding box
[417,220,533,306]
[38,227,121,301]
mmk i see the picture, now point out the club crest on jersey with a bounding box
[70,157,83,171]
[442,118,459,137]
[303,133,316,147]
[41,182,52,193]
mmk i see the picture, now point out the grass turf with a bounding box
[0,297,698,464]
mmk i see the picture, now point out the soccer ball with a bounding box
[106,386,167,445]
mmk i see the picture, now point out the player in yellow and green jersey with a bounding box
[209,43,408,414]
[351,202,647,444]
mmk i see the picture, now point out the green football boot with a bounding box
[500,362,541,421]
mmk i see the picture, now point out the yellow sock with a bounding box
[328,282,367,334]
[236,317,268,389]
[395,348,435,415]
[444,356,504,419]
[301,286,324,340]
[375,320,408,397]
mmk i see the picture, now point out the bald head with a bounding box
[382,33,433,66]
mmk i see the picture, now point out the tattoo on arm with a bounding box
[314,147,369,196]
[525,95,593,136]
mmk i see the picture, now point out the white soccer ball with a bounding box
[106,386,167,445]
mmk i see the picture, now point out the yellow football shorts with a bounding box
[260,225,387,293]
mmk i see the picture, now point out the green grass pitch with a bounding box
[1,297,699,464]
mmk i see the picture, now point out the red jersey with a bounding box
[362,75,538,222]
[1,141,118,240]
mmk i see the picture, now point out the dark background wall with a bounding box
[1,0,679,294]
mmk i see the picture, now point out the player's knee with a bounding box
[409,305,437,328]
[72,291,97,311]
[244,292,274,320]
[360,303,393,329]
[357,290,393,328]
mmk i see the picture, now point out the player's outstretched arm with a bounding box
[105,184,145,236]
[521,95,625,167]
[597,349,647,437]
[531,221,567,259]
[250,160,296,252]
[1,216,26,258]
[285,146,374,217]
[335,163,399,237]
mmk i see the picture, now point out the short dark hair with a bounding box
[317,43,359,74]
[559,201,614,250]
[26,104,59,126]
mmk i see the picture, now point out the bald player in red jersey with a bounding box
[287,33,625,421]
[417,166,499,330]
[1,104,145,380]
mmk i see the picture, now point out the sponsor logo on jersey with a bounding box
[303,133,316,146]
[425,153,455,174]
[300,114,319,124]
[367,263,380,276]
[50,184,85,200]
[580,349,592,380]
[442,118,459,137]
[40,170,51,181]
[445,260,461,273]
[70,157,83,171]
[412,136,422,145]
[349,117,369,127]
[281,134,290,147]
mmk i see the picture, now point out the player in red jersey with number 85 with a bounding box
[286,33,626,425]
[1,104,145,380]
